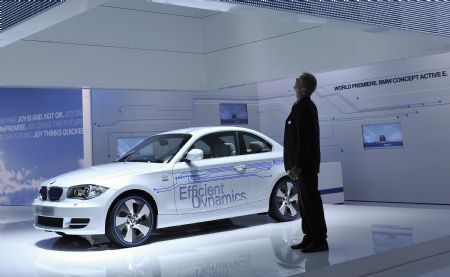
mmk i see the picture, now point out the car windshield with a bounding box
[116,134,191,163]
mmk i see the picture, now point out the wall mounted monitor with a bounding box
[220,103,248,125]
[362,122,404,149]
[117,137,146,157]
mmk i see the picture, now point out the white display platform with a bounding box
[2,204,450,276]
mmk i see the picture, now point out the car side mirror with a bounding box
[183,149,203,162]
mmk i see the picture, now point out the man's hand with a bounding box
[289,166,302,181]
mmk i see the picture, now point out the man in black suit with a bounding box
[284,72,328,253]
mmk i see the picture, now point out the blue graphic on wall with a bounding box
[362,122,404,149]
[220,103,248,125]
[0,88,83,205]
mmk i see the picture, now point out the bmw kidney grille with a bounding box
[40,186,63,201]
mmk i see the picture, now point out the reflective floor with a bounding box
[368,251,450,277]
[1,204,450,276]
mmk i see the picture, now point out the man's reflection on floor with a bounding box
[271,235,330,274]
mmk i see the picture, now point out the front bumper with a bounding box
[32,188,117,235]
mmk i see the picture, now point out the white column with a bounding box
[82,88,93,167]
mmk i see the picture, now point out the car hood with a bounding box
[43,162,167,188]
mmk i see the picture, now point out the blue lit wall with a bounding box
[0,88,83,205]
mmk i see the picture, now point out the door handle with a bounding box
[233,165,247,173]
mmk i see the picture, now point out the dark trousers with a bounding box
[296,174,327,241]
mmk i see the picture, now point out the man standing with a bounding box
[284,72,328,253]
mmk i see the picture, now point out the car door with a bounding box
[171,131,250,214]
[238,131,276,203]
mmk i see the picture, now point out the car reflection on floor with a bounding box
[33,214,330,277]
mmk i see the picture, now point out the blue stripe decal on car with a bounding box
[154,159,344,196]
[319,187,344,195]
[154,159,284,193]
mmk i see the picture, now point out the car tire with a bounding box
[269,178,300,222]
[106,195,155,248]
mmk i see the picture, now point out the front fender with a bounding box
[106,184,176,217]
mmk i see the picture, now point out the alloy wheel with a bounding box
[114,197,153,245]
[275,181,299,219]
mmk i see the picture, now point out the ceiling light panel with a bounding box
[0,0,66,33]
[221,0,450,37]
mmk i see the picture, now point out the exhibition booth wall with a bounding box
[89,51,450,205]
[90,84,261,164]
[1,51,450,205]
[0,50,450,205]
[257,51,450,205]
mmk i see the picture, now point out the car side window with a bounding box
[190,139,212,159]
[240,132,272,155]
[190,132,238,159]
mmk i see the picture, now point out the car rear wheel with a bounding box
[269,179,300,222]
[106,195,155,247]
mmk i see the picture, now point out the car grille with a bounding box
[37,216,63,228]
[48,187,63,201]
[40,186,63,201]
[39,186,48,200]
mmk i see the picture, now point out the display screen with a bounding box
[362,122,404,149]
[117,137,146,157]
[220,103,248,125]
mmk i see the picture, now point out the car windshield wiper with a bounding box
[124,158,164,163]
[126,159,151,163]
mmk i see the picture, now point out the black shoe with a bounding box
[301,240,329,253]
[291,236,313,250]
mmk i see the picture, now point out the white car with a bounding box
[33,126,299,247]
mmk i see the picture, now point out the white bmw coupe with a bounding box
[33,126,300,247]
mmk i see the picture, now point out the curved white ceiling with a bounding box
[0,0,106,47]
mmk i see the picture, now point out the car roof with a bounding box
[160,126,260,136]
[160,126,282,152]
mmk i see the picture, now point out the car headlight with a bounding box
[67,185,108,200]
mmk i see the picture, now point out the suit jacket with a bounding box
[283,96,321,175]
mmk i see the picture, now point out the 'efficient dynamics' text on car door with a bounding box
[172,131,250,214]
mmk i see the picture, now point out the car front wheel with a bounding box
[269,179,300,222]
[106,195,155,247]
